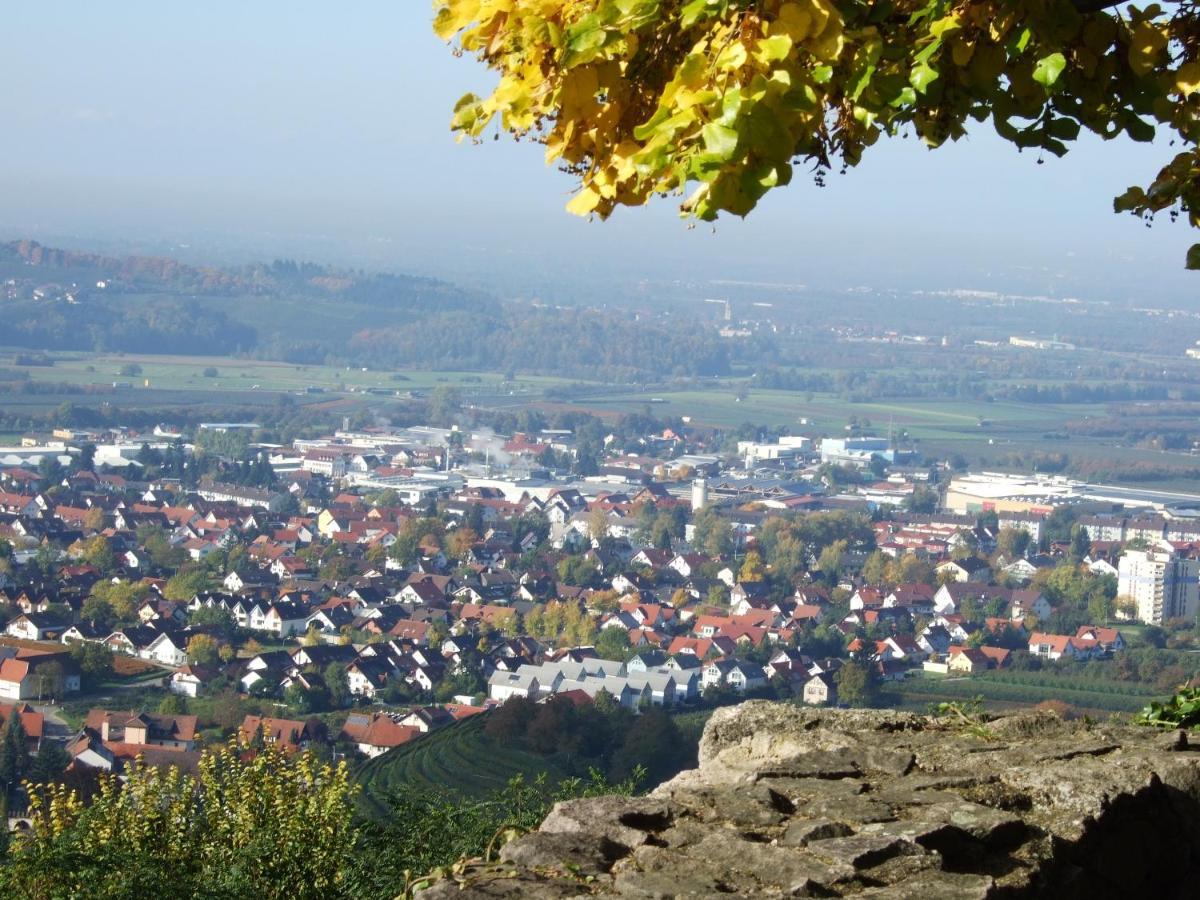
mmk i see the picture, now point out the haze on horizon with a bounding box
[0,1,1194,305]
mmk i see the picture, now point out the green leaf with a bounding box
[1124,115,1156,143]
[1112,186,1146,213]
[680,0,723,28]
[929,15,962,40]
[914,37,943,65]
[1188,244,1200,271]
[612,0,661,28]
[1033,53,1067,89]
[910,63,939,94]
[850,63,878,101]
[450,94,486,132]
[1042,137,1068,158]
[717,88,744,125]
[563,15,607,65]
[1045,116,1080,140]
[701,122,740,161]
[741,105,791,159]
[632,107,671,141]
[811,66,834,85]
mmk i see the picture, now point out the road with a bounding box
[30,703,72,742]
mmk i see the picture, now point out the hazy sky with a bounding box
[1,1,1195,303]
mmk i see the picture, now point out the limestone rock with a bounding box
[415,703,1200,899]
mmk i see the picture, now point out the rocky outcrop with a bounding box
[415,702,1200,898]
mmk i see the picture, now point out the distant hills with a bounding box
[0,240,733,378]
[1,239,495,311]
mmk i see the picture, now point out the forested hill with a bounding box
[0,240,733,377]
[0,239,496,312]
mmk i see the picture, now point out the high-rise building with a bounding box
[1116,549,1199,625]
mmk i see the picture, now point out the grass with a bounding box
[353,713,579,819]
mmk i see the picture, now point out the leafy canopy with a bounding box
[435,0,1200,267]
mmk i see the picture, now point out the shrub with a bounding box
[2,740,357,899]
[1135,687,1200,731]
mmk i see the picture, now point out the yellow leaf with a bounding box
[1177,61,1200,97]
[756,34,793,64]
[716,41,748,71]
[433,1,482,40]
[929,15,962,40]
[809,19,843,61]
[807,0,838,38]
[775,4,813,42]
[566,187,601,216]
[1128,23,1168,77]
[559,66,600,116]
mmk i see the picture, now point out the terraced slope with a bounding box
[354,714,577,818]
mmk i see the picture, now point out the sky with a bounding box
[0,1,1195,304]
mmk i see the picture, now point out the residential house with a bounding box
[0,702,43,750]
[239,715,315,751]
[1074,625,1126,655]
[339,712,419,758]
[346,657,393,699]
[141,630,190,667]
[1028,632,1096,662]
[239,650,294,692]
[933,583,1010,616]
[935,557,992,583]
[802,672,838,706]
[398,706,456,733]
[1010,590,1053,622]
[83,709,199,750]
[917,624,953,656]
[946,646,992,675]
[703,659,767,694]
[0,650,81,700]
[255,601,309,637]
[7,612,68,642]
[170,665,217,698]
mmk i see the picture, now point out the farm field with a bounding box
[354,714,578,818]
[7,349,1200,489]
[890,670,1161,716]
[6,350,574,398]
[555,388,1106,436]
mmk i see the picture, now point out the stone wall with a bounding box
[416,702,1200,898]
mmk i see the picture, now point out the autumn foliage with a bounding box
[435,0,1199,266]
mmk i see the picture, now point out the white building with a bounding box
[737,436,810,465]
[820,437,894,467]
[1117,549,1199,625]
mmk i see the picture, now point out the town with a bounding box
[1,412,1195,813]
